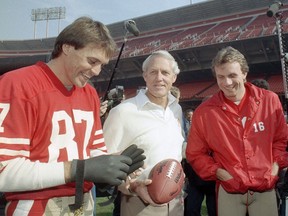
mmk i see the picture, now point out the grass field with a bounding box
[95,197,208,216]
[95,197,114,216]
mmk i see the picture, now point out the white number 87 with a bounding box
[0,103,10,133]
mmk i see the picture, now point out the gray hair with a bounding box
[142,50,180,75]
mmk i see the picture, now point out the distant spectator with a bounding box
[251,78,270,90]
[183,109,193,140]
[171,86,181,102]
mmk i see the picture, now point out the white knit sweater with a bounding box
[103,89,184,179]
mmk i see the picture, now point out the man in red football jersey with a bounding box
[0,16,145,215]
[186,46,288,216]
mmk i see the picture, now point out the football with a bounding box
[147,159,185,204]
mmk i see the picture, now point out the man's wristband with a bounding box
[70,160,78,182]
[69,160,85,211]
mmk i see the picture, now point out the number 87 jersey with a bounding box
[0,62,106,199]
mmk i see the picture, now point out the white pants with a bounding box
[6,192,94,216]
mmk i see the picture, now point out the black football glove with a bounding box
[71,154,132,186]
[121,144,146,174]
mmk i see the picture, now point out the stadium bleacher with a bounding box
[0,0,287,109]
[267,74,285,94]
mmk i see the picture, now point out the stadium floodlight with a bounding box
[267,2,288,110]
[266,1,283,17]
[31,7,66,39]
[284,53,288,62]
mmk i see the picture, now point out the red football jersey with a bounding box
[0,62,106,200]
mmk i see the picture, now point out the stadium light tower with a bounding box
[31,7,66,39]
[267,1,288,111]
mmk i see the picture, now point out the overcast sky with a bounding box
[0,0,207,41]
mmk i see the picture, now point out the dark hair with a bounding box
[51,16,117,59]
[251,79,270,90]
[185,108,194,114]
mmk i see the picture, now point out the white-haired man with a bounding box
[103,50,185,216]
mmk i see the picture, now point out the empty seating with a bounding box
[178,81,216,100]
[267,74,285,94]
[1,8,288,59]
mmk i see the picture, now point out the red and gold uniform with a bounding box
[0,62,106,214]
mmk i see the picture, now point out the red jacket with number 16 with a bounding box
[186,83,288,193]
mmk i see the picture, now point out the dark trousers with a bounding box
[0,193,6,216]
[182,160,216,216]
[113,192,121,216]
[184,182,216,216]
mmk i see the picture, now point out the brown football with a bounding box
[147,159,185,204]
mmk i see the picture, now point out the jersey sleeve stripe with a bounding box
[14,200,34,215]
[92,138,104,145]
[0,137,30,145]
[90,149,107,157]
[0,149,29,157]
[94,129,103,136]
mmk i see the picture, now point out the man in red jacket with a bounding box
[186,46,288,216]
